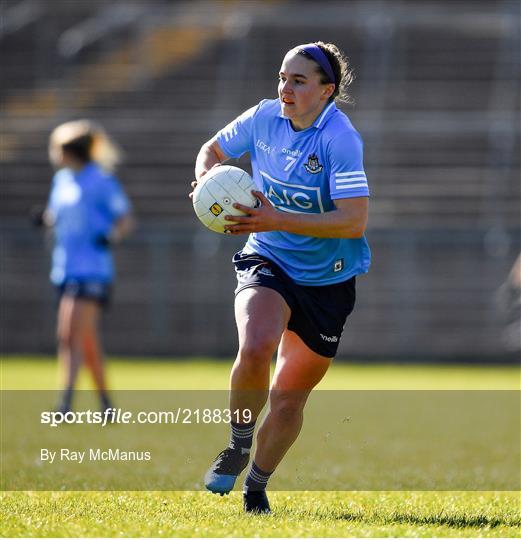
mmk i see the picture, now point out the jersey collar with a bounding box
[278,100,337,130]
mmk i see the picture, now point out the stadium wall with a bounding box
[1,0,519,361]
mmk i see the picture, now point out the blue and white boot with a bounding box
[204,447,250,495]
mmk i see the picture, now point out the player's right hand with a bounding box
[189,180,198,199]
[190,163,222,199]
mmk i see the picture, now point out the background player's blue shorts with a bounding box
[56,279,112,308]
[233,251,356,358]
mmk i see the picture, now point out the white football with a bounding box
[192,165,257,234]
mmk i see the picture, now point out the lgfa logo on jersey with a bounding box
[304,153,323,174]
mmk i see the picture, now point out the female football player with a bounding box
[43,120,133,413]
[191,42,370,513]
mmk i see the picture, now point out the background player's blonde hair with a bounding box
[49,119,122,172]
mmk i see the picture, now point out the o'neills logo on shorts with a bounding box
[257,266,274,277]
[320,334,338,343]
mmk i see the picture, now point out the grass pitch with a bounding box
[1,356,520,538]
[2,491,520,538]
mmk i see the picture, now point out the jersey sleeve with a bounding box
[46,174,59,216]
[327,130,370,199]
[46,169,72,218]
[216,102,260,158]
[103,177,131,220]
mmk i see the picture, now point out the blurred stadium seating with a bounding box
[1,0,519,360]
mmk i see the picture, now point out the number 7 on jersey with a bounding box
[284,156,297,171]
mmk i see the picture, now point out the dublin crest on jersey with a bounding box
[304,153,323,174]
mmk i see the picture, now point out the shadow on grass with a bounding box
[334,510,520,529]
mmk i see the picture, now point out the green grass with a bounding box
[1,356,520,537]
[2,355,519,390]
[1,491,520,537]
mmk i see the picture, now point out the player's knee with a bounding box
[57,327,83,350]
[237,335,278,366]
[270,394,305,423]
[57,335,77,351]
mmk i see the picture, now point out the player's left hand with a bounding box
[224,191,281,234]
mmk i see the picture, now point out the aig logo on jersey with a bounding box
[304,153,324,174]
[259,170,325,214]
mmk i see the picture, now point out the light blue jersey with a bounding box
[217,99,371,285]
[47,162,131,285]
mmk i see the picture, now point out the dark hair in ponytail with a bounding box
[297,41,354,104]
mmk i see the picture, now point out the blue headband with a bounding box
[299,44,336,86]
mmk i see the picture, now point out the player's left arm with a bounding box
[225,128,369,238]
[96,178,134,246]
[108,213,135,243]
[225,192,368,238]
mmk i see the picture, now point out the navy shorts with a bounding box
[233,251,356,358]
[56,279,112,308]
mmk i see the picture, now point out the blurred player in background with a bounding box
[497,252,521,354]
[36,120,133,413]
[191,42,370,513]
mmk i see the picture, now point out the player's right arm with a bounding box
[190,137,230,199]
[30,174,62,228]
[194,136,230,180]
[191,101,259,197]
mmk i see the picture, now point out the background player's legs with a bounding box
[251,329,331,474]
[81,300,112,410]
[230,287,291,421]
[56,296,88,411]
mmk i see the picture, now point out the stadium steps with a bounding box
[1,0,519,358]
[2,229,510,357]
[0,0,110,99]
